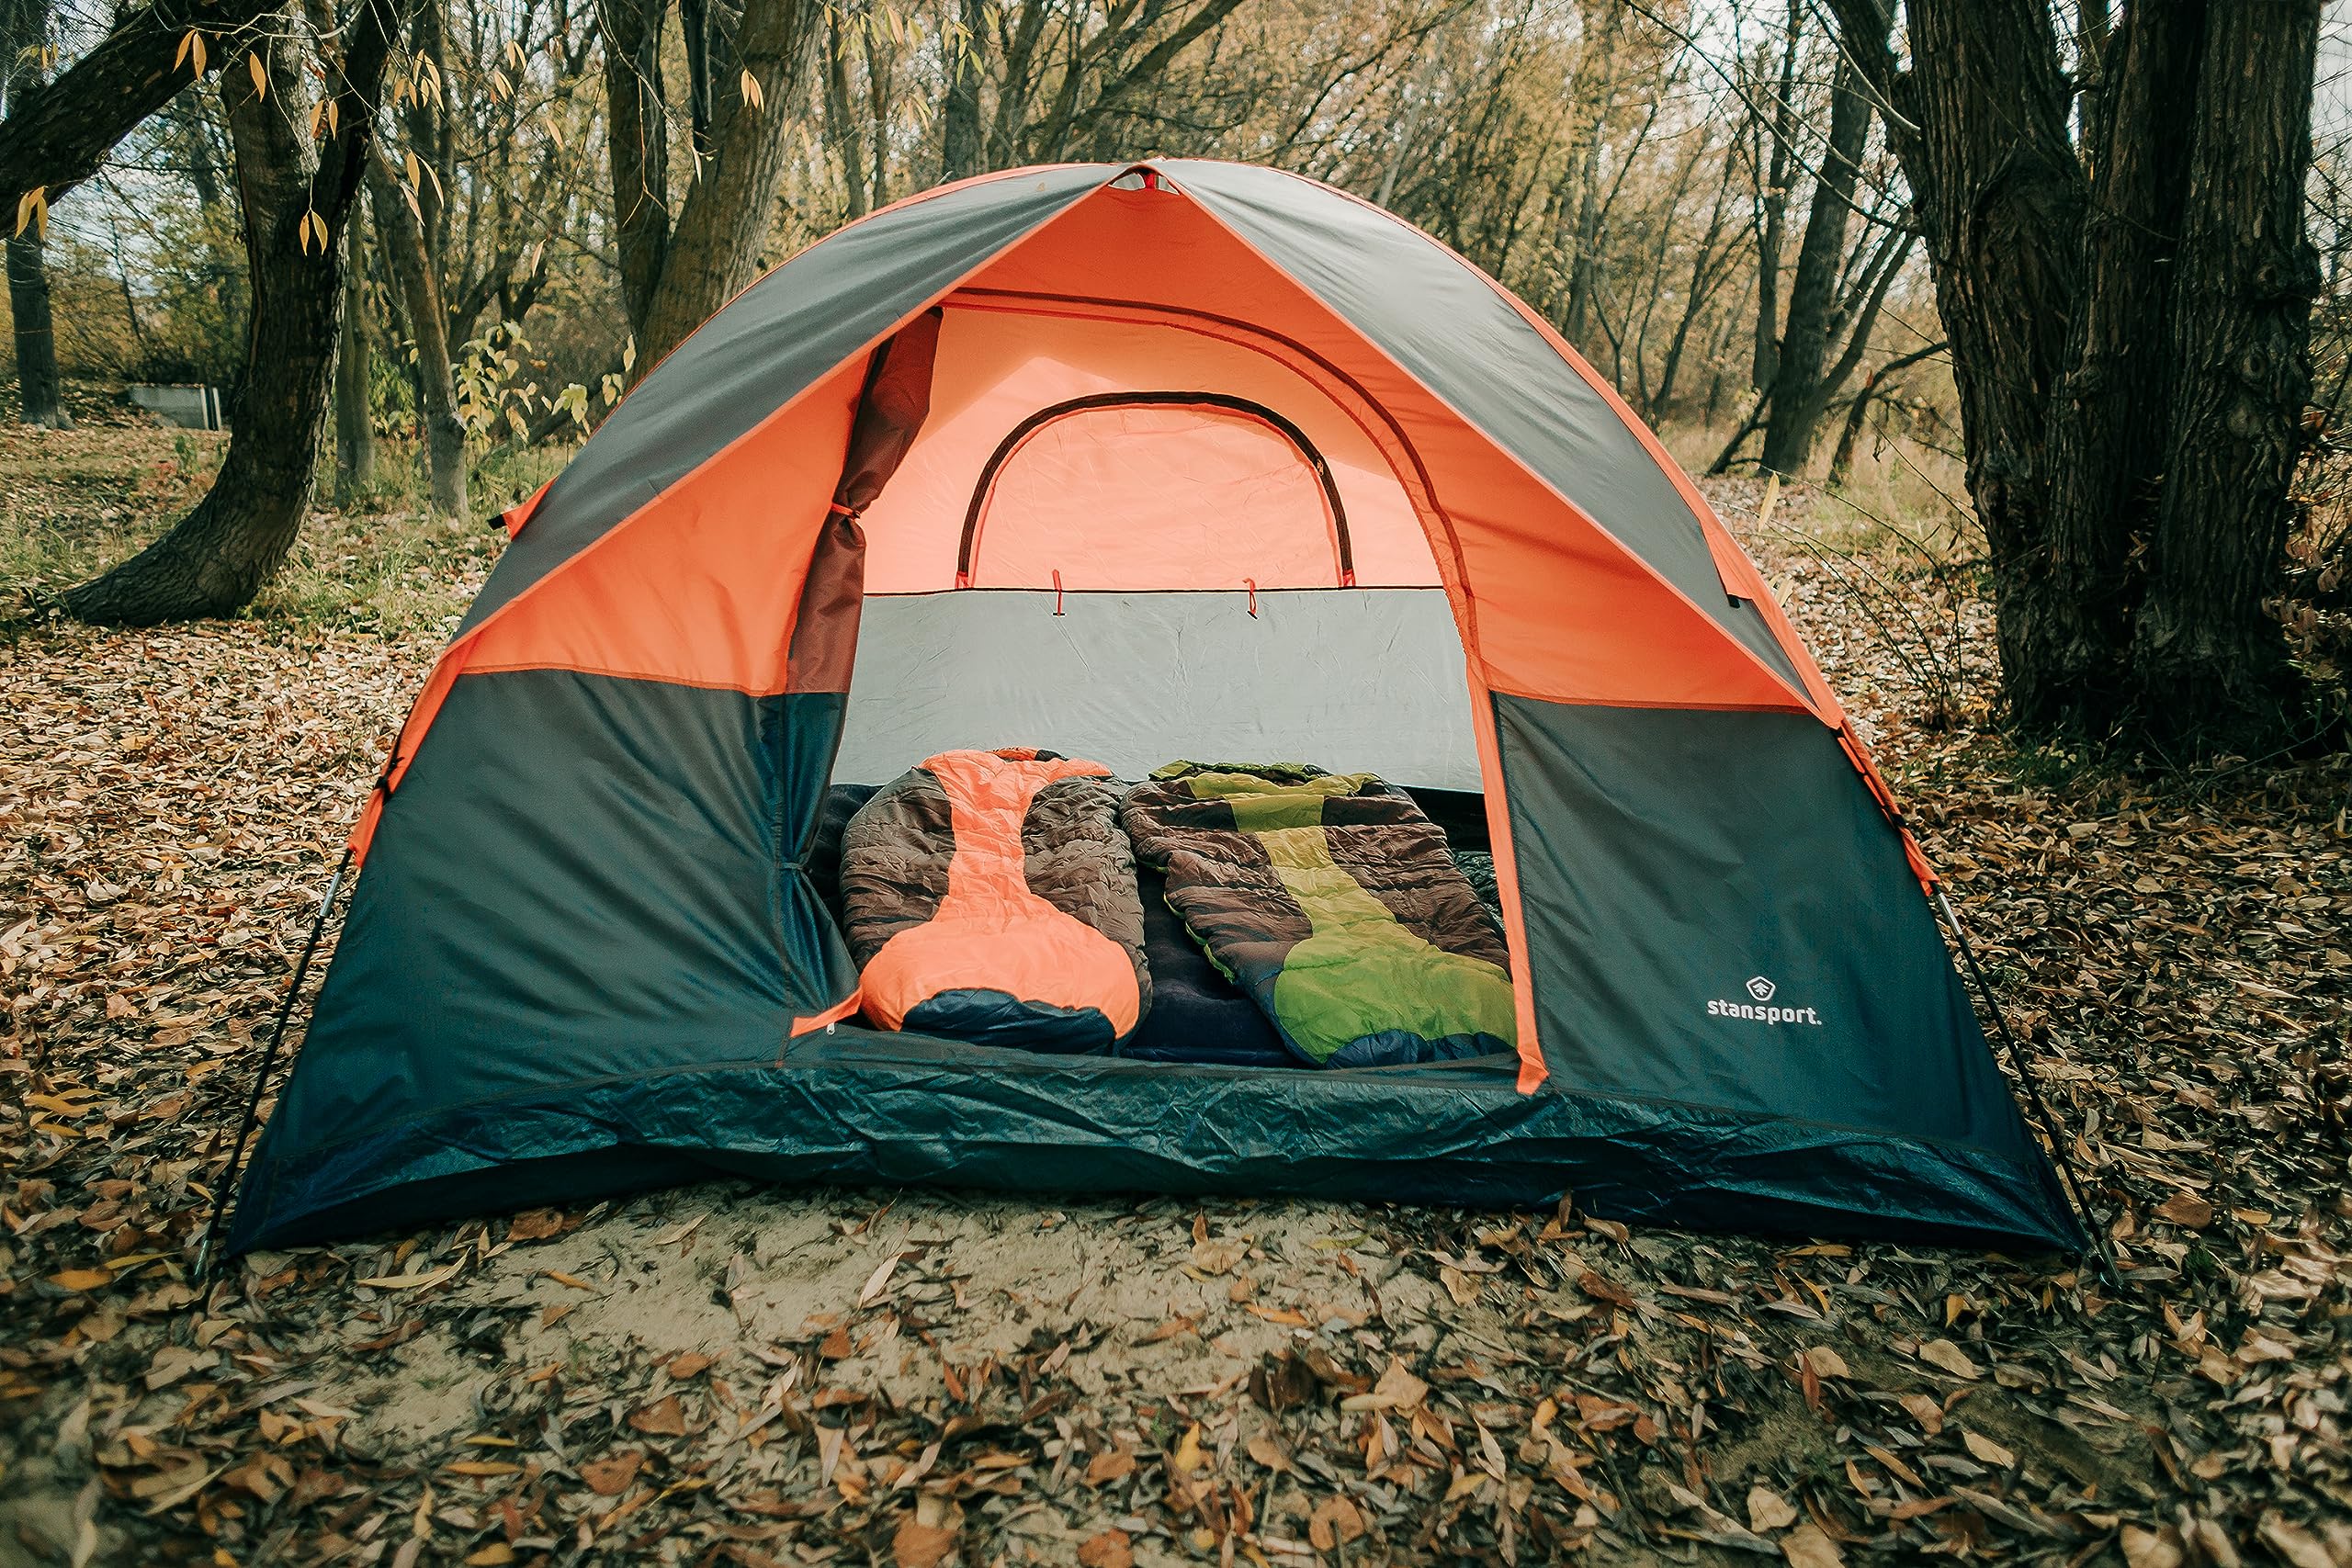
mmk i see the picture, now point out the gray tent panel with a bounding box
[1159,159,1803,692]
[835,589,1481,788]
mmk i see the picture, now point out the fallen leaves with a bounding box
[1748,1485,1798,1532]
[1781,1521,1846,1568]
[625,1393,686,1437]
[1915,1337,1983,1381]
[575,1450,643,1496]
[2152,1190,2215,1228]
[2,466,2348,1565]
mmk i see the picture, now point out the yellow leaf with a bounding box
[404,149,421,187]
[15,186,46,239]
[175,28,207,78]
[248,51,266,99]
[326,98,339,137]
[107,1251,175,1273]
[352,1260,458,1290]
[740,67,763,110]
[48,1269,113,1292]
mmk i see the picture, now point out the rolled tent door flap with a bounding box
[779,310,947,1018]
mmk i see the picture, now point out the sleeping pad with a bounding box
[840,749,1149,1052]
[1120,761,1516,1067]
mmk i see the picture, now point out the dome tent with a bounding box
[223,161,2084,1256]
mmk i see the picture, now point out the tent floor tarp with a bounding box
[232,1029,2076,1255]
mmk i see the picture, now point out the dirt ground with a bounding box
[2,418,2349,1565]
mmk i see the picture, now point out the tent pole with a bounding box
[195,844,353,1281]
[1933,886,2114,1280]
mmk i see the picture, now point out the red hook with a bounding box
[1053,569,1065,616]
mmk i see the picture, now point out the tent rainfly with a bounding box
[223,161,2086,1258]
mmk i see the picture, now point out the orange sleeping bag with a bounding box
[838,750,1151,1052]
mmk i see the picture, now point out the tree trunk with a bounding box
[601,0,672,340]
[822,9,868,219]
[2129,0,2323,750]
[334,196,375,501]
[1749,0,1802,391]
[4,0,69,429]
[5,230,66,427]
[2037,2,2207,729]
[368,152,467,516]
[630,0,822,372]
[62,0,394,626]
[1834,0,2085,726]
[1827,0,2323,757]
[939,0,986,182]
[1758,51,1874,474]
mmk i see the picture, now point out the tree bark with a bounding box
[1832,0,2085,727]
[628,0,822,372]
[3,0,69,429]
[1758,51,1874,474]
[822,8,868,219]
[1749,0,1802,391]
[2036,2,2206,728]
[939,0,986,181]
[1827,0,2323,756]
[368,152,467,516]
[334,197,375,500]
[600,0,672,340]
[2129,0,2323,749]
[0,0,276,223]
[5,231,66,427]
[62,0,396,626]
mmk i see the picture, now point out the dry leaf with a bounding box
[2255,1515,2335,1568]
[1084,1448,1135,1486]
[1075,1530,1134,1568]
[1898,1392,1945,1434]
[1308,1494,1366,1550]
[1246,1430,1293,1472]
[2120,1525,2184,1568]
[1781,1522,1845,1568]
[1801,1345,1850,1381]
[891,1517,956,1568]
[2154,1191,2214,1228]
[1961,1428,2016,1468]
[1748,1485,1798,1532]
[576,1450,642,1496]
[627,1394,687,1436]
[1917,1338,1983,1380]
[859,1253,899,1307]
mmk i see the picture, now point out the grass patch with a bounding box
[0,401,571,639]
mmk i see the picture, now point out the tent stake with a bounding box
[1933,886,2116,1282]
[195,845,353,1282]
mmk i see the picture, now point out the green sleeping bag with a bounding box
[1119,761,1516,1067]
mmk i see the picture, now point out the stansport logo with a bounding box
[1707,976,1822,1026]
